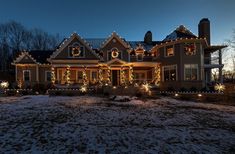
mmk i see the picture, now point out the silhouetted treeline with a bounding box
[0,21,60,71]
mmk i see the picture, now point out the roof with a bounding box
[128,41,161,51]
[204,45,227,53]
[29,50,54,64]
[86,38,105,49]
[164,25,197,41]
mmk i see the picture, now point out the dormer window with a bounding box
[165,45,174,57]
[184,43,196,55]
[69,43,84,57]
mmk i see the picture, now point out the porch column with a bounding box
[36,64,39,82]
[218,49,223,83]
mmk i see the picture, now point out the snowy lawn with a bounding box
[0,95,235,153]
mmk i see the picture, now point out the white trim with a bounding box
[23,70,31,82]
[162,64,178,82]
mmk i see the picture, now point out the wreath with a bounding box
[72,46,81,57]
[184,43,196,55]
[112,50,119,58]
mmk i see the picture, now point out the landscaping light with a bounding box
[113,86,117,89]
[175,93,179,97]
[141,83,151,95]
[80,86,87,93]
[0,81,9,89]
[198,94,202,97]
[214,83,225,93]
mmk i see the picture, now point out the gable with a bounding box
[49,33,100,60]
[13,52,38,64]
[101,32,131,62]
[107,58,126,66]
[101,32,130,50]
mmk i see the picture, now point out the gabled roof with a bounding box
[106,58,127,65]
[13,51,38,64]
[128,41,161,52]
[164,25,197,41]
[13,50,54,64]
[49,33,100,60]
[100,32,130,49]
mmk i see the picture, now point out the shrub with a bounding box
[32,84,46,94]
[179,87,187,92]
[189,87,197,92]
[167,86,175,92]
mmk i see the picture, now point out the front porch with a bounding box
[51,60,161,87]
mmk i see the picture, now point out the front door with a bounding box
[112,70,119,86]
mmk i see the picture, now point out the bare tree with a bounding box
[0,20,61,72]
[30,28,60,50]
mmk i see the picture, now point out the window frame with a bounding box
[23,70,31,82]
[184,42,196,56]
[164,45,175,57]
[162,65,177,82]
[184,64,199,81]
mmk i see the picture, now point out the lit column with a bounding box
[98,66,103,86]
[129,66,134,85]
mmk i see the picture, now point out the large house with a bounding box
[12,18,226,90]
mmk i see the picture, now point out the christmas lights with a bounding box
[129,66,134,85]
[51,67,56,84]
[64,65,71,86]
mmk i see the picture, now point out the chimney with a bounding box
[144,31,152,45]
[198,18,211,45]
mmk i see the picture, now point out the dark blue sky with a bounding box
[0,0,235,44]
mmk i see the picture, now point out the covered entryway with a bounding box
[112,70,120,86]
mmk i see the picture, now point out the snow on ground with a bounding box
[0,95,235,153]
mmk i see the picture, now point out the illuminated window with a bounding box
[165,45,174,57]
[184,64,198,80]
[163,65,177,81]
[184,43,196,55]
[23,70,30,81]
[45,71,51,81]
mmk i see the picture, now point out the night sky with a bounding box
[0,0,235,44]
